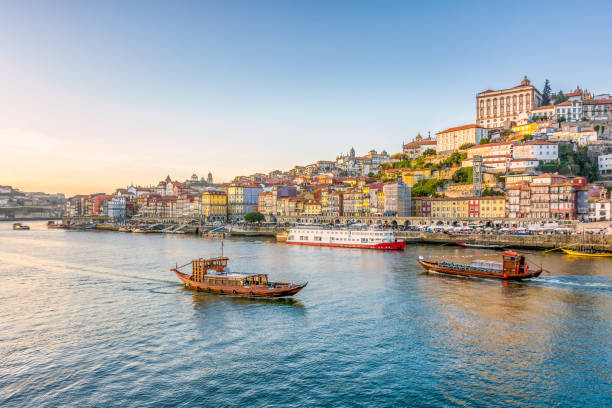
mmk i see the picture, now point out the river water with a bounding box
[1,221,611,407]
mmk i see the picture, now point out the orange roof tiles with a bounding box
[437,124,482,134]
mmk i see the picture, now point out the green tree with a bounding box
[244,211,265,223]
[458,143,475,150]
[452,167,473,184]
[553,91,568,105]
[440,152,466,168]
[537,144,598,181]
[422,148,436,156]
[541,79,552,106]
[482,187,504,196]
[479,138,490,145]
[411,178,444,197]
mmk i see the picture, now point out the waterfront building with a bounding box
[476,76,543,128]
[321,190,343,217]
[342,189,367,216]
[227,183,263,220]
[475,196,506,219]
[177,194,198,218]
[506,182,531,218]
[512,141,558,161]
[383,182,411,216]
[65,195,89,217]
[411,197,431,217]
[257,191,275,214]
[436,124,487,154]
[402,136,437,159]
[303,200,322,216]
[368,184,385,216]
[107,197,126,219]
[509,173,581,220]
[201,190,227,222]
[429,196,505,219]
[276,196,303,216]
[588,198,612,221]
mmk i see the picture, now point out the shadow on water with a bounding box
[183,287,305,310]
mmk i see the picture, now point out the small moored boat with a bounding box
[455,242,505,250]
[47,221,67,229]
[560,245,612,257]
[12,223,30,230]
[171,255,307,298]
[418,250,542,281]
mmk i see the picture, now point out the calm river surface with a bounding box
[1,221,611,407]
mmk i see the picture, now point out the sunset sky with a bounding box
[2,1,612,196]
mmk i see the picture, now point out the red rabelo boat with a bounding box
[171,256,307,298]
[418,250,543,281]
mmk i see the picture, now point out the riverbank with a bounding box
[397,231,612,250]
[61,221,612,251]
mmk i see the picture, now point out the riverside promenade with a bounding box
[62,216,612,250]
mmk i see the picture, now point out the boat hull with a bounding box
[418,260,542,281]
[173,270,307,298]
[455,242,504,250]
[286,240,406,250]
[561,248,612,257]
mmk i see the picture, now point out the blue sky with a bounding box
[1,0,612,194]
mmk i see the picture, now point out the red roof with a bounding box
[467,141,513,149]
[437,124,482,134]
[586,99,612,104]
[403,139,437,148]
[557,101,572,106]
[531,105,555,111]
[517,141,556,146]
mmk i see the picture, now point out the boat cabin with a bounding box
[502,251,527,276]
[190,257,269,287]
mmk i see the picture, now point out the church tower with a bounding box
[207,172,213,184]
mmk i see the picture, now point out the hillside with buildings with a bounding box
[58,76,612,225]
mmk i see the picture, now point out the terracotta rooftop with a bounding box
[437,124,482,134]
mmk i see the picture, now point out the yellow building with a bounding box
[430,196,506,218]
[201,190,227,221]
[510,122,539,137]
[303,200,322,215]
[431,198,469,218]
[478,196,506,218]
[401,168,431,187]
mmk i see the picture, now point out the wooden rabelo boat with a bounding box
[560,244,612,257]
[455,242,505,250]
[418,250,542,281]
[171,256,307,298]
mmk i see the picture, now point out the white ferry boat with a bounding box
[286,227,406,250]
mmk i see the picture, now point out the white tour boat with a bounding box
[285,227,406,250]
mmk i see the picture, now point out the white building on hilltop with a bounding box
[512,141,558,161]
[436,124,487,154]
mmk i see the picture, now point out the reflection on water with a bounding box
[0,221,610,407]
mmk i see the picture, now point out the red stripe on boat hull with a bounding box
[285,240,406,250]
